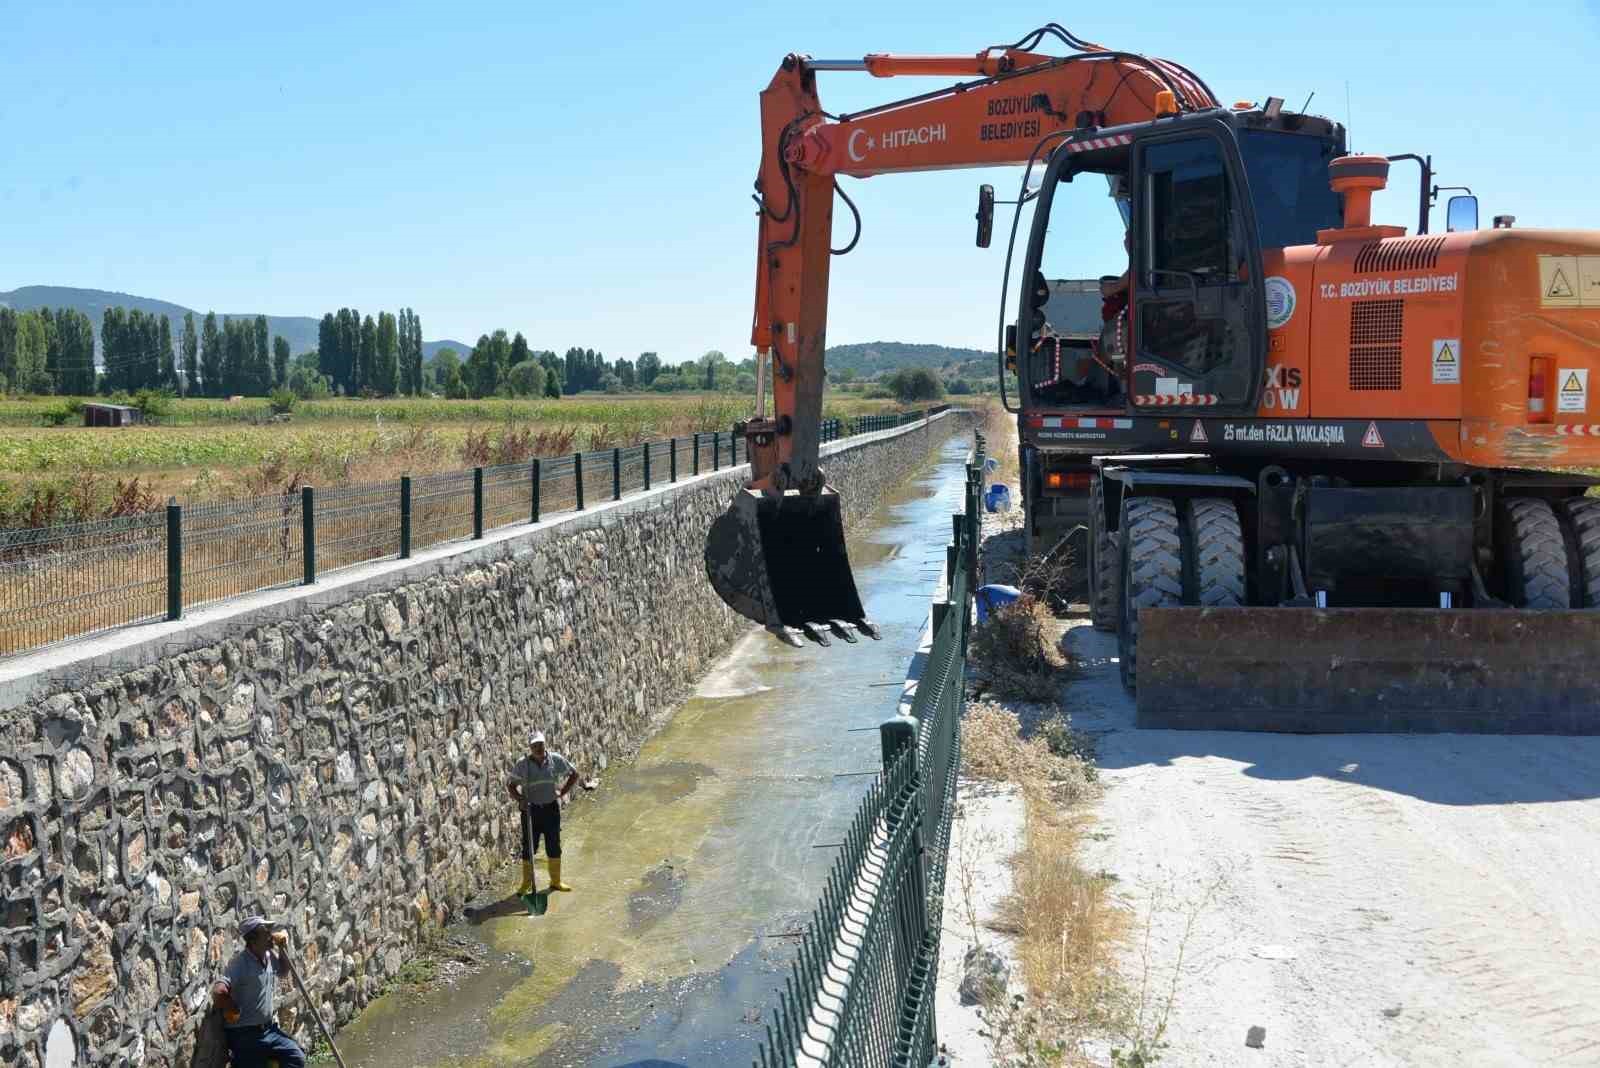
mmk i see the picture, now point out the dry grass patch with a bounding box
[962,701,1095,805]
[959,702,1118,1066]
[970,595,1070,703]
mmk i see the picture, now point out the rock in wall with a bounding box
[0,412,971,1067]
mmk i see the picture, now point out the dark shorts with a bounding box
[520,801,561,859]
[225,1023,305,1068]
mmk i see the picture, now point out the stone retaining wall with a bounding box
[0,411,970,1068]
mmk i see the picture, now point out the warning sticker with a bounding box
[1558,368,1589,414]
[1431,339,1460,384]
[1579,257,1600,306]
[1541,255,1581,308]
[1362,421,1385,448]
[1190,420,1208,444]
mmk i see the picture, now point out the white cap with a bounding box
[527,730,545,746]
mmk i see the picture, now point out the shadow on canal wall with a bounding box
[0,410,972,1068]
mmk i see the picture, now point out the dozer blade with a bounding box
[705,487,872,642]
[1136,607,1600,734]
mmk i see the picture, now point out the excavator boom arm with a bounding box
[747,42,1214,486]
[710,29,1216,643]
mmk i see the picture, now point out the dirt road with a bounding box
[1069,620,1600,1067]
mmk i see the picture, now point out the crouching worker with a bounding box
[507,729,580,894]
[212,916,306,1068]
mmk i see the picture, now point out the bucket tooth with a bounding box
[767,625,805,649]
[705,487,868,639]
[800,622,831,646]
[858,619,882,641]
[827,619,860,643]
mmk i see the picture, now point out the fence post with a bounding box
[575,452,585,511]
[612,447,622,501]
[473,467,485,538]
[670,438,678,483]
[531,458,541,523]
[400,476,412,559]
[879,713,930,1001]
[643,441,651,490]
[302,486,316,585]
[713,432,721,471]
[692,432,701,475]
[166,498,182,621]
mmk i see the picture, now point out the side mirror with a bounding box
[976,184,994,248]
[1446,195,1479,233]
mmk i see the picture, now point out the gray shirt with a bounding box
[508,751,575,806]
[220,948,278,1029]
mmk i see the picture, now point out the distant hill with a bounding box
[825,341,994,379]
[0,285,468,361]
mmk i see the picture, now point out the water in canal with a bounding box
[331,435,972,1068]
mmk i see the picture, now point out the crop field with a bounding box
[0,393,909,529]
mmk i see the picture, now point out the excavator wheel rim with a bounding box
[1089,473,1120,631]
[1118,495,1184,692]
[1498,498,1572,610]
[1560,497,1600,609]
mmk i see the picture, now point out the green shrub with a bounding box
[269,388,297,415]
[131,389,175,424]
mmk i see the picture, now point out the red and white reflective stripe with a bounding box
[1065,133,1134,154]
[1038,416,1136,429]
[1556,424,1600,436]
[1133,393,1220,406]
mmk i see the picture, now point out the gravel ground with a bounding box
[1071,618,1600,1067]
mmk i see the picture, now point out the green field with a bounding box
[0,393,913,528]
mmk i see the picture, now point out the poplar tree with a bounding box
[182,312,200,395]
[201,313,224,397]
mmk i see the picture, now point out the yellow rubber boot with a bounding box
[548,857,572,892]
[516,861,535,896]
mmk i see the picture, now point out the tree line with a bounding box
[0,307,97,395]
[0,304,304,399]
[316,308,424,397]
[1,301,884,403]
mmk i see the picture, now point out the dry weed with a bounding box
[962,701,1094,805]
[970,595,1067,702]
[963,704,1116,1067]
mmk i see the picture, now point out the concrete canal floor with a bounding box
[329,436,972,1068]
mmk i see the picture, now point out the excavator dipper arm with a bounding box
[706,28,1216,644]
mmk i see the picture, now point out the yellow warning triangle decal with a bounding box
[1548,268,1576,298]
[1435,343,1456,364]
[1562,371,1584,393]
[1362,421,1384,448]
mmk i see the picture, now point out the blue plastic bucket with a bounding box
[975,584,1021,623]
[984,484,1012,513]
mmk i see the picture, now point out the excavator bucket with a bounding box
[705,487,876,645]
[1135,607,1600,733]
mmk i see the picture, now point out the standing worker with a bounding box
[506,729,581,895]
[212,916,306,1068]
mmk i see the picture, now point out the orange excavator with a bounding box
[707,25,1600,725]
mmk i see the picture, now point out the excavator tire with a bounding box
[1088,473,1119,631]
[1118,496,1183,691]
[1560,497,1600,608]
[1188,498,1246,608]
[1499,498,1571,609]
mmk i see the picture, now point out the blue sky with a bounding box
[2,1,1598,365]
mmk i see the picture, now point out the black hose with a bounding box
[831,182,861,255]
